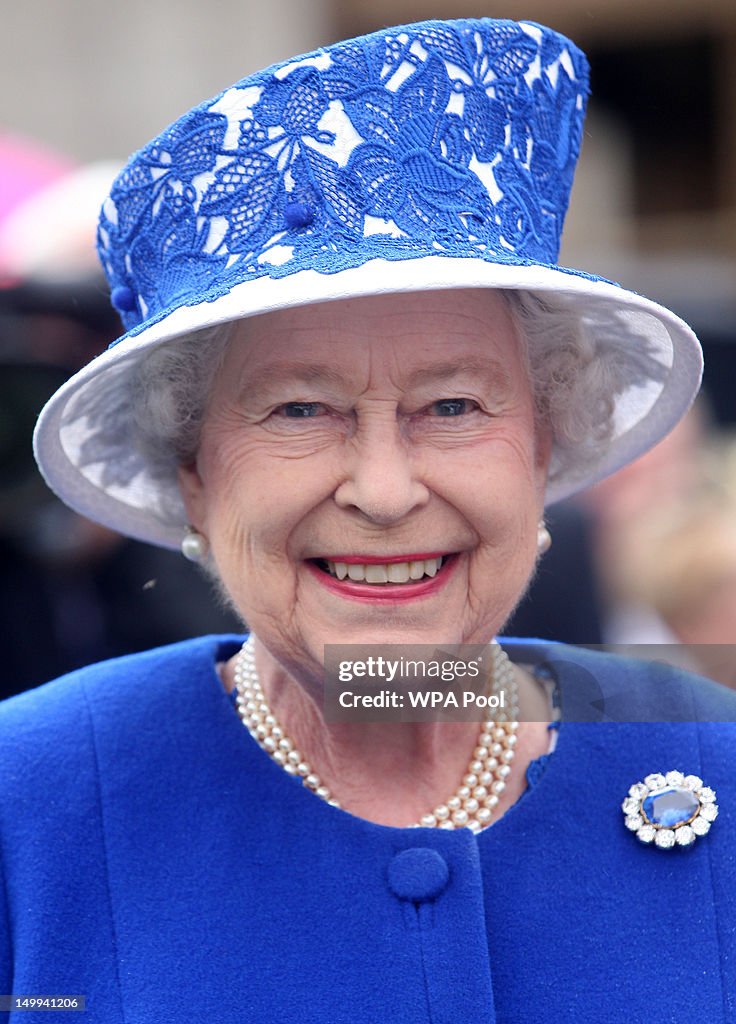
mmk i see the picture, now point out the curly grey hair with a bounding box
[130,289,667,490]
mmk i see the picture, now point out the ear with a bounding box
[177,461,208,532]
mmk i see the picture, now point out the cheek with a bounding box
[532,424,553,500]
[446,430,543,551]
[461,423,544,499]
[496,416,549,512]
[196,428,337,565]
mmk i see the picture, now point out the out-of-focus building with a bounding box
[0,1,333,164]
[336,0,736,424]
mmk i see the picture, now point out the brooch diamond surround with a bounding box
[622,771,718,849]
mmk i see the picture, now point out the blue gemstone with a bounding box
[642,786,699,828]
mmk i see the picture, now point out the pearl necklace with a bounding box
[233,637,519,833]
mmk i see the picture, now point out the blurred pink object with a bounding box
[0,132,118,285]
[0,132,74,226]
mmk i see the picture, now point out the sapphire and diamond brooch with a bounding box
[623,772,718,849]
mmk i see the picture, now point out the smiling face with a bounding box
[178,289,550,682]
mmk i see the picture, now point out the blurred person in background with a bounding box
[608,437,736,687]
[0,134,239,698]
[581,400,711,645]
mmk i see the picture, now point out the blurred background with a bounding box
[1,0,735,697]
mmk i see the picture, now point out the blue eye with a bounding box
[280,402,325,418]
[432,399,475,417]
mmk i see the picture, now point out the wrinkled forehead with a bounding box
[221,288,526,391]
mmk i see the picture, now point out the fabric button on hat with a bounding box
[387,848,450,903]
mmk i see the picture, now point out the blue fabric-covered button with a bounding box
[387,848,449,903]
[284,202,314,229]
[110,285,137,313]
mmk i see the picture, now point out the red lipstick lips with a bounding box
[306,553,458,603]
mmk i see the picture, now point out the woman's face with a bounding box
[179,289,550,678]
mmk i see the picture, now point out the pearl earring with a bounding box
[537,522,552,554]
[181,526,209,562]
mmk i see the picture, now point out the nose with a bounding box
[333,415,430,525]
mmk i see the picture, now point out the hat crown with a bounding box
[98,19,589,339]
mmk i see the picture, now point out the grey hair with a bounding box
[131,290,667,491]
[508,290,668,486]
[131,322,233,474]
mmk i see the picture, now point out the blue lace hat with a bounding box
[34,18,702,548]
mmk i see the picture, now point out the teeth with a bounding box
[324,556,444,584]
[387,563,411,583]
[365,564,389,584]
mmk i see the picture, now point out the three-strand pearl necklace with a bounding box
[233,637,519,833]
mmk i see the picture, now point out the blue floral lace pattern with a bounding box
[98,19,590,341]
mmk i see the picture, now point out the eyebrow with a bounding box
[403,359,514,392]
[239,358,515,397]
[239,362,352,397]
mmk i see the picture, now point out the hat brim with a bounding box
[33,255,703,549]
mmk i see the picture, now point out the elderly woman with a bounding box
[2,17,735,1024]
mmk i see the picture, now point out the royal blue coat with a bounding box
[1,635,735,1022]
